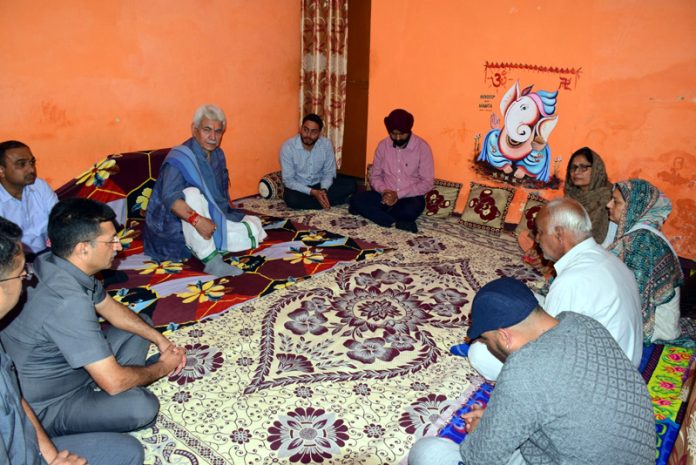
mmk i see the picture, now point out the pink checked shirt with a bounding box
[370,134,434,198]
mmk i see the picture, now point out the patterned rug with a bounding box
[108,215,384,331]
[642,344,696,465]
[129,199,543,464]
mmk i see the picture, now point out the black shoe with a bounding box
[395,220,418,233]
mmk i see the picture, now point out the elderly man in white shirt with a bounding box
[0,140,58,256]
[468,198,643,380]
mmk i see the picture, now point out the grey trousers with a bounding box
[53,432,143,465]
[41,317,160,436]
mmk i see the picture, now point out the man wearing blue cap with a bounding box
[408,277,655,465]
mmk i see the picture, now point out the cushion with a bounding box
[56,148,171,226]
[514,193,547,237]
[425,180,462,218]
[460,182,515,235]
[365,164,461,218]
[258,171,284,199]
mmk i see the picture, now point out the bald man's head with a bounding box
[535,198,592,261]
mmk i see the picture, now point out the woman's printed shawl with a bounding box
[607,179,683,339]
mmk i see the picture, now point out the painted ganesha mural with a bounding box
[477,80,559,183]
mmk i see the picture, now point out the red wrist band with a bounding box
[187,212,200,225]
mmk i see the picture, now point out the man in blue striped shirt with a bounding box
[280,114,355,210]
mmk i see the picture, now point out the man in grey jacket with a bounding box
[0,217,143,465]
[409,277,655,465]
[1,199,186,438]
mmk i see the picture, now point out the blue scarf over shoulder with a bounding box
[143,138,244,261]
[165,145,229,250]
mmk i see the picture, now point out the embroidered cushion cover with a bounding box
[460,182,516,235]
[514,192,547,237]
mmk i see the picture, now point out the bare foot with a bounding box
[502,164,513,174]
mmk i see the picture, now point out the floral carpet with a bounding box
[131,199,542,464]
[108,215,384,332]
[641,344,696,465]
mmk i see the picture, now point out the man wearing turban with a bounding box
[349,109,434,233]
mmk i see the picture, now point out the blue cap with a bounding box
[467,277,538,340]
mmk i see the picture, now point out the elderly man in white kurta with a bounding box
[468,198,643,380]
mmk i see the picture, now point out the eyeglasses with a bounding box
[92,237,121,246]
[570,164,592,173]
[0,265,34,283]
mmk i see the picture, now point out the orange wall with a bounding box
[367,0,696,258]
[0,1,301,200]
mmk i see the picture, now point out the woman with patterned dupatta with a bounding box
[607,179,683,342]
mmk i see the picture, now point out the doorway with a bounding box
[340,0,370,180]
